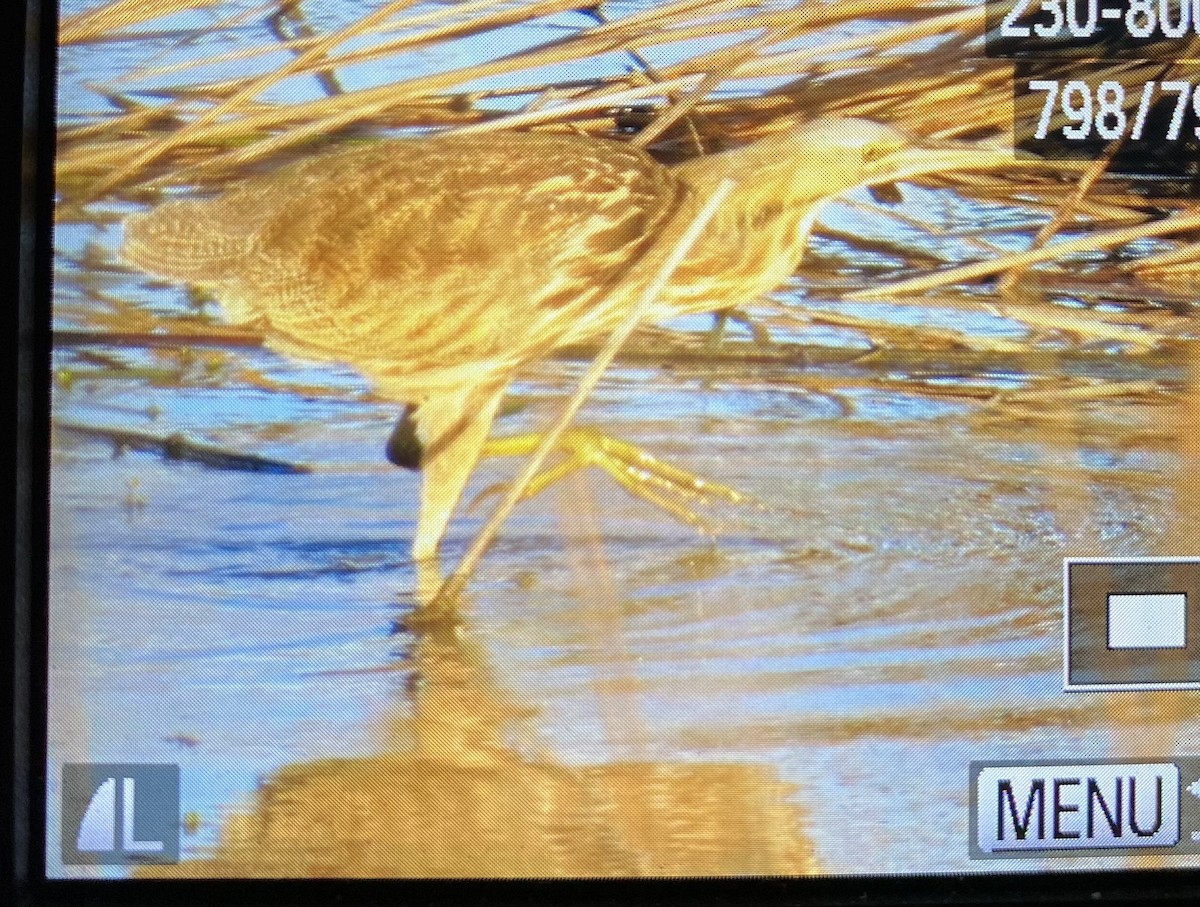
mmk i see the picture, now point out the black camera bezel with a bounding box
[8,1,1200,903]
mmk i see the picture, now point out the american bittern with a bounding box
[121,118,1013,563]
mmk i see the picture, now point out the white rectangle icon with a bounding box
[976,763,1179,853]
[1108,593,1187,649]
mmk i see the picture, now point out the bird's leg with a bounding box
[386,387,507,567]
[707,310,731,346]
[707,308,772,347]
[476,427,747,531]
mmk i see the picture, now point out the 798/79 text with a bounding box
[1028,78,1200,141]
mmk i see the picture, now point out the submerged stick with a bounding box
[429,177,737,611]
[54,328,266,349]
[55,420,310,474]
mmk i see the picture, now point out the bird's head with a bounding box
[686,116,1019,207]
[781,117,912,191]
[788,116,1024,199]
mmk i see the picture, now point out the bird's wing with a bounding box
[123,133,691,393]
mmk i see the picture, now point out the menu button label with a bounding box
[973,762,1180,855]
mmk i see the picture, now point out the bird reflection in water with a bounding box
[138,618,818,877]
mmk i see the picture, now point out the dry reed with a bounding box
[55,0,1199,517]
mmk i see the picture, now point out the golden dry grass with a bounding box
[58,1,1200,325]
[55,1,1200,528]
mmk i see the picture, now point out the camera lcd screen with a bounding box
[36,0,1200,884]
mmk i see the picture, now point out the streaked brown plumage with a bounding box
[121,118,998,562]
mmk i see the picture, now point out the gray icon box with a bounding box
[61,764,180,866]
[1064,558,1200,691]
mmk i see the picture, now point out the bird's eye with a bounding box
[862,143,896,164]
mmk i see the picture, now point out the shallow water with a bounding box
[46,331,1200,877]
[46,0,1200,881]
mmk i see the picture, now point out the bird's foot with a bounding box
[476,427,748,531]
[396,592,465,633]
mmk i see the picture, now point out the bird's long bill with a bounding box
[863,141,1078,187]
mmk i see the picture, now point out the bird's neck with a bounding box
[676,147,834,270]
[678,132,783,179]
[649,135,853,315]
[659,191,819,317]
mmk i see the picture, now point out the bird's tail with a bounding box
[121,201,254,285]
